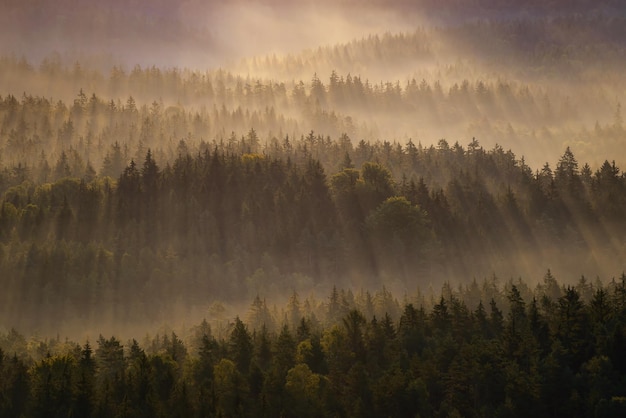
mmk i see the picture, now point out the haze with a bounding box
[0,0,625,339]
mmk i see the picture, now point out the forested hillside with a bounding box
[1,136,626,333]
[0,4,625,334]
[2,276,626,417]
[1,0,626,415]
[2,13,626,169]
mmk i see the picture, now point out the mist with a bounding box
[0,0,625,342]
[0,0,423,70]
[3,4,626,416]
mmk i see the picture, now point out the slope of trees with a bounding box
[3,276,626,417]
[2,14,625,170]
[1,136,625,332]
[1,65,624,180]
[1,2,625,413]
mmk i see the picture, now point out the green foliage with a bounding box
[365,196,430,265]
[1,11,626,415]
[2,275,625,417]
[1,139,625,337]
[229,318,253,375]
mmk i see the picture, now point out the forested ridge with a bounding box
[1,133,626,332]
[2,276,626,417]
[2,0,626,415]
[2,14,626,169]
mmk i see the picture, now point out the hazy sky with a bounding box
[193,1,418,59]
[0,0,421,69]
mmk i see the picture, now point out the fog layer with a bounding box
[0,0,625,337]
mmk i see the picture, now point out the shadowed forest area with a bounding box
[1,137,626,334]
[1,0,626,416]
[3,276,626,417]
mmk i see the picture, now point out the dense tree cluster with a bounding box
[2,1,625,415]
[1,67,624,191]
[1,134,625,332]
[241,16,626,80]
[3,276,626,417]
[2,13,626,173]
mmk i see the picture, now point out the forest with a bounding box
[1,0,626,416]
[1,134,626,334]
[2,276,626,417]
